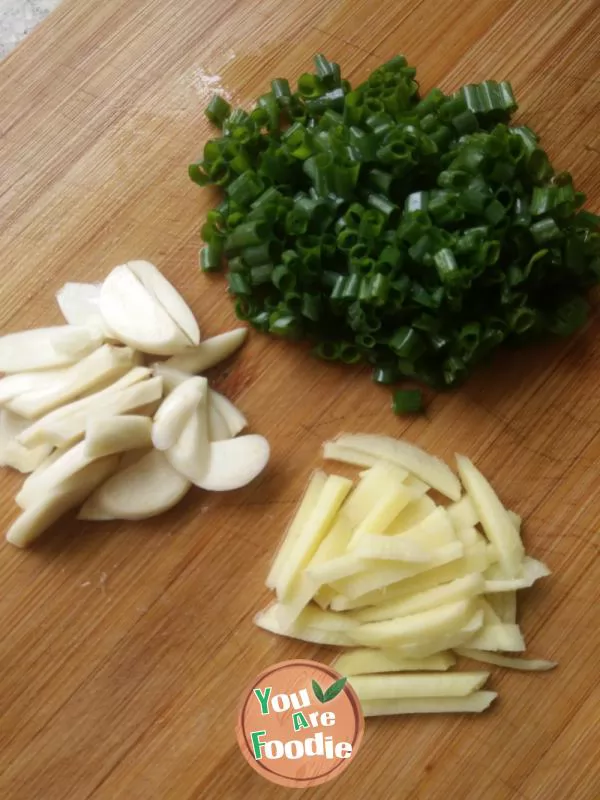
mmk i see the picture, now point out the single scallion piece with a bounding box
[392,389,423,414]
[205,94,232,127]
[199,242,223,272]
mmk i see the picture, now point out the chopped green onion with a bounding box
[199,242,223,272]
[225,221,269,252]
[243,241,278,267]
[372,365,400,385]
[271,78,292,105]
[434,248,460,284]
[314,54,341,87]
[272,265,297,292]
[531,217,563,245]
[269,313,302,337]
[389,327,425,359]
[459,80,517,118]
[205,94,231,127]
[228,272,251,295]
[314,341,342,360]
[249,264,273,285]
[191,53,600,415]
[392,389,423,414]
[227,171,264,206]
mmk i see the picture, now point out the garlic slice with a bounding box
[17,440,102,508]
[165,391,210,484]
[46,377,163,448]
[152,377,207,451]
[118,447,153,470]
[78,449,191,520]
[151,363,190,393]
[52,322,105,358]
[17,370,160,448]
[0,326,102,373]
[6,456,119,547]
[195,435,270,491]
[0,369,67,405]
[6,345,136,419]
[56,282,102,325]
[126,260,200,346]
[208,390,247,437]
[164,328,247,374]
[99,265,191,355]
[207,400,231,442]
[0,409,53,473]
[24,447,64,479]
[84,415,153,458]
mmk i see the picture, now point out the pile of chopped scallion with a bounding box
[190,54,599,413]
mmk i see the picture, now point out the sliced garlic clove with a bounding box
[99,265,191,355]
[118,446,153,471]
[0,409,53,473]
[152,376,207,451]
[56,282,102,325]
[50,323,106,358]
[133,398,162,417]
[17,369,160,449]
[207,400,231,442]
[164,328,247,374]
[6,456,119,547]
[15,367,150,449]
[165,392,210,484]
[78,449,191,521]
[1,407,32,445]
[195,434,270,491]
[7,344,136,419]
[17,440,99,508]
[0,326,99,373]
[44,376,163,449]
[131,350,146,367]
[84,415,153,459]
[208,389,247,437]
[22,446,65,482]
[126,260,200,346]
[151,362,192,393]
[0,368,68,405]
[0,439,53,474]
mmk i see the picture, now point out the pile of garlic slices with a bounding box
[257,434,556,717]
[0,260,269,548]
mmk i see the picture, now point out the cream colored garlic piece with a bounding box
[152,377,207,451]
[79,449,191,521]
[99,265,191,355]
[164,328,247,374]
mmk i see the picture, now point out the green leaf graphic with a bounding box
[323,676,348,703]
[312,679,325,703]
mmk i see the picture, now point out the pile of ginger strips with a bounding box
[256,433,556,717]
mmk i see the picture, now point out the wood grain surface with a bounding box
[1,0,599,798]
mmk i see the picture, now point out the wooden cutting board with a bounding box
[0,0,599,797]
